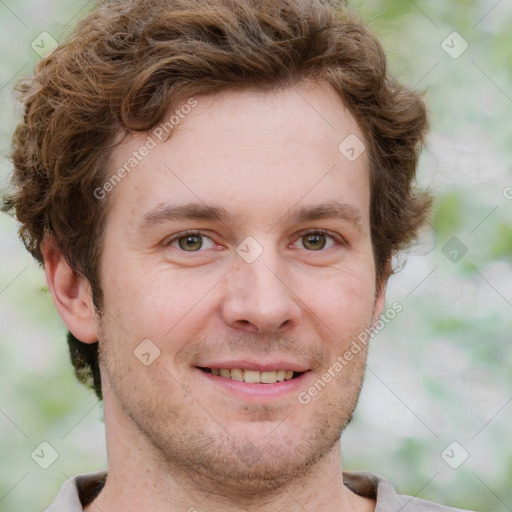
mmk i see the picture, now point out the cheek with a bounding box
[296,268,376,332]
[102,262,222,340]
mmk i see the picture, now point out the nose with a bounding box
[221,249,302,334]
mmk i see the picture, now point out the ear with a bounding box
[371,258,391,326]
[41,236,98,344]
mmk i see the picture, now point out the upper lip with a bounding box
[196,360,310,372]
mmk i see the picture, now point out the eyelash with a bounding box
[164,230,218,251]
[163,229,344,251]
[294,228,345,247]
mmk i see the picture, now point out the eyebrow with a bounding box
[137,200,364,234]
[137,203,236,233]
[293,201,363,229]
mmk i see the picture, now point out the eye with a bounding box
[293,230,340,251]
[165,232,217,252]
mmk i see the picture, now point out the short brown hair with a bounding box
[3,0,432,400]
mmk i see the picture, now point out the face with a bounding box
[95,82,387,494]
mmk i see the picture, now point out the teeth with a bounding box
[230,368,244,381]
[260,371,277,384]
[209,368,299,383]
[243,370,261,383]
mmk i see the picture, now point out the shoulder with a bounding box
[343,470,479,512]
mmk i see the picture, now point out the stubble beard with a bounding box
[97,323,368,501]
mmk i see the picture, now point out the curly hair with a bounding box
[2,0,432,401]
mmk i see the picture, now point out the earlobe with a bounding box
[41,236,98,344]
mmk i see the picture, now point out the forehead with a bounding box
[106,82,370,228]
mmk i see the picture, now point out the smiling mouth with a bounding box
[197,367,305,384]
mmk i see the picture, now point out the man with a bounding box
[2,0,476,510]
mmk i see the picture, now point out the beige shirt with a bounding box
[44,469,476,511]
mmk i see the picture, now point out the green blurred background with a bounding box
[0,0,511,510]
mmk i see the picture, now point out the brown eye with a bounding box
[302,233,327,250]
[166,232,216,252]
[178,235,203,251]
[292,230,339,251]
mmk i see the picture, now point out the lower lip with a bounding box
[195,368,311,401]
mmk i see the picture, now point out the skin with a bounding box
[43,81,389,512]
